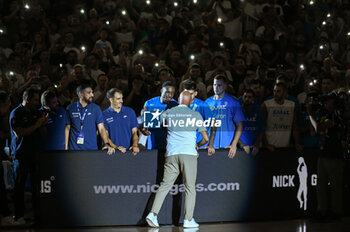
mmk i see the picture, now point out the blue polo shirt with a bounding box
[143,97,178,149]
[41,107,68,150]
[103,106,138,148]
[189,98,212,144]
[205,93,245,148]
[66,102,104,150]
[240,106,265,146]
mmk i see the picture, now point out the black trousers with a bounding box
[13,155,38,220]
[141,149,182,225]
[0,160,11,217]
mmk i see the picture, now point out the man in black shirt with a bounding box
[9,88,48,225]
[307,92,345,220]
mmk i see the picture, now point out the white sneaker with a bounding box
[1,216,26,226]
[14,217,26,225]
[146,212,159,227]
[147,228,159,232]
[184,229,199,232]
[1,216,16,226]
[183,218,199,228]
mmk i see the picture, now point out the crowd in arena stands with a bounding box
[1,0,350,226]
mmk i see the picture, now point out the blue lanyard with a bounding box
[77,102,88,132]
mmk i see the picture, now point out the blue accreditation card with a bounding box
[77,133,84,145]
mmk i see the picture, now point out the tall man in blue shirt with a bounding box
[10,88,48,224]
[65,84,115,154]
[146,91,209,228]
[103,88,140,155]
[183,81,216,155]
[40,90,68,150]
[205,75,245,158]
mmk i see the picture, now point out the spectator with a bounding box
[179,63,207,100]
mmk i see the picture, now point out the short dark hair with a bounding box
[106,88,123,99]
[162,81,175,89]
[276,74,289,83]
[0,91,9,105]
[214,74,227,83]
[41,90,56,106]
[183,81,197,91]
[249,79,261,87]
[275,82,287,91]
[76,84,92,95]
[23,88,39,102]
[243,89,255,97]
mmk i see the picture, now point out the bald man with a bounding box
[146,91,209,228]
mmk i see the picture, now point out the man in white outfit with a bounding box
[146,91,209,228]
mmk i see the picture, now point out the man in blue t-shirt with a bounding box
[240,89,265,155]
[40,90,68,150]
[103,88,140,155]
[205,75,245,158]
[141,81,178,149]
[183,81,215,154]
[65,84,115,154]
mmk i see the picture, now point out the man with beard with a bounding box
[40,90,68,150]
[205,75,245,158]
[9,88,48,225]
[240,89,265,155]
[262,83,302,152]
[65,84,115,154]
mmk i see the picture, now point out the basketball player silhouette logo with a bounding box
[297,157,308,210]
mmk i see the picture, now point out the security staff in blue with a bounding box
[205,75,245,158]
[40,90,68,150]
[103,88,140,155]
[65,84,115,154]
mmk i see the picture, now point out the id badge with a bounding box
[77,133,84,145]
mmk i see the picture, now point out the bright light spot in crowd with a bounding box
[155,62,159,67]
[9,71,14,76]
[59,64,63,68]
[309,82,313,86]
[80,9,85,14]
[0,29,3,34]
[190,54,195,60]
[310,1,314,5]
[299,64,304,70]
[319,45,324,50]
[322,21,326,26]
[146,0,151,5]
[122,10,126,15]
[217,17,222,23]
[347,32,350,36]
[220,42,224,47]
[81,46,86,51]
[327,13,331,18]
[106,21,110,25]
[24,4,30,9]
[193,0,198,3]
[174,2,178,7]
[313,80,317,84]
[138,50,144,55]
